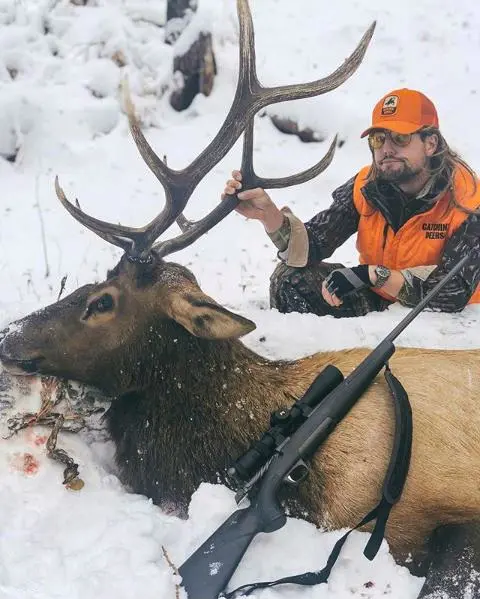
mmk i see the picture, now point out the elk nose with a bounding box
[0,334,45,375]
[0,335,13,361]
[0,328,23,361]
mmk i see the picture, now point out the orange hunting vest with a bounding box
[352,166,480,304]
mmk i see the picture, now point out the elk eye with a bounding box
[85,293,115,319]
[96,294,114,313]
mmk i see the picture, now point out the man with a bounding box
[224,88,480,317]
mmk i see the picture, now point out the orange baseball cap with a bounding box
[361,88,439,138]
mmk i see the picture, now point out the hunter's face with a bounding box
[372,129,438,184]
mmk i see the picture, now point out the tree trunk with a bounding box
[166,0,217,112]
[167,0,195,24]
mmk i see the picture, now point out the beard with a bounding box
[376,159,423,184]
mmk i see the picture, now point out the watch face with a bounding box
[376,266,389,277]
[374,265,391,288]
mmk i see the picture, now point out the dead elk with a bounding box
[0,2,479,596]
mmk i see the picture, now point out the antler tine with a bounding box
[259,21,376,106]
[175,214,194,233]
[55,83,187,261]
[123,81,189,249]
[162,122,337,259]
[123,81,174,189]
[55,177,137,252]
[251,136,338,189]
[238,115,339,190]
[236,0,259,91]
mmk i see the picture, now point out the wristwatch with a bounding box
[373,265,391,289]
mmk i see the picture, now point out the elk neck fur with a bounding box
[103,313,335,515]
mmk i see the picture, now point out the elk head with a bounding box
[0,256,257,393]
[0,0,375,395]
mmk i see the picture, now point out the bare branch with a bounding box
[162,545,181,599]
[35,174,50,278]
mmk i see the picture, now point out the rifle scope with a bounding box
[228,364,344,484]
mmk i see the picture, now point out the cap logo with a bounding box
[381,95,398,115]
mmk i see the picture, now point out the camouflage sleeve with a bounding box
[304,176,360,263]
[397,213,480,311]
[267,214,290,252]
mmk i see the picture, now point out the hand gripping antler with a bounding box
[55,0,376,261]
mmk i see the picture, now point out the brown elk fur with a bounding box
[0,255,479,565]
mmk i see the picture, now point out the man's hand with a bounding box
[322,265,372,306]
[323,265,405,306]
[222,170,284,233]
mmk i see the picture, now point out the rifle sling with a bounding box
[223,364,413,598]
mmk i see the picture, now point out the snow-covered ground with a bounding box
[0,0,479,597]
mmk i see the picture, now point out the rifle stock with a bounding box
[179,497,286,598]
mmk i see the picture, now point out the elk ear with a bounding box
[166,291,256,340]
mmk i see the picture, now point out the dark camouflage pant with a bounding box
[270,261,392,318]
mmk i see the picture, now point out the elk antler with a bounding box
[55,0,376,261]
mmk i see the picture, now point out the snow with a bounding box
[0,0,479,598]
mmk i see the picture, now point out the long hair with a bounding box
[365,127,478,215]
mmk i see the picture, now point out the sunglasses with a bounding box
[368,130,414,150]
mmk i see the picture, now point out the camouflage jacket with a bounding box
[270,175,480,312]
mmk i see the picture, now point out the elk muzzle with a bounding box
[0,321,46,375]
